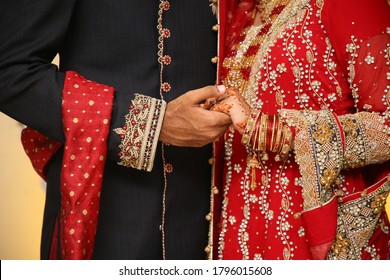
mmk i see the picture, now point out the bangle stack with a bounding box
[259,114,269,160]
[242,110,261,146]
[241,111,293,161]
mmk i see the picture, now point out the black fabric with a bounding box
[0,0,217,259]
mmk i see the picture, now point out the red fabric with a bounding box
[321,0,390,76]
[354,35,390,115]
[301,198,338,259]
[22,71,114,259]
[21,129,62,180]
[60,71,114,259]
[213,0,390,260]
[225,0,256,52]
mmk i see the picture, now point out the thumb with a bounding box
[185,85,226,104]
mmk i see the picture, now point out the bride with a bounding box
[206,0,390,260]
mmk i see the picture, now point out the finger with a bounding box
[210,111,233,127]
[196,106,232,123]
[204,97,217,110]
[215,96,235,107]
[217,111,233,124]
[210,103,233,115]
[216,93,228,103]
[185,85,226,104]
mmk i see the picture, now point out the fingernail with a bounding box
[217,85,226,92]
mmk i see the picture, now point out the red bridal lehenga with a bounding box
[210,0,390,260]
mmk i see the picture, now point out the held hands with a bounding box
[159,85,232,147]
[206,87,294,161]
[206,88,251,134]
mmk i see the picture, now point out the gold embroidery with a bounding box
[280,109,343,209]
[320,168,338,190]
[313,122,334,145]
[330,234,351,259]
[328,180,390,260]
[211,0,390,260]
[370,193,387,214]
[114,94,166,171]
[340,112,390,169]
[223,0,310,110]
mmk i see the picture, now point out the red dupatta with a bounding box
[22,71,114,259]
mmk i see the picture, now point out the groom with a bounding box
[0,0,230,259]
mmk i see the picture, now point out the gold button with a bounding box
[204,246,211,253]
[213,187,219,195]
[212,24,219,32]
[208,157,215,165]
[205,213,213,221]
[211,56,218,64]
[293,212,301,219]
[211,0,218,3]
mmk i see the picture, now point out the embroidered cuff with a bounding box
[114,94,166,172]
[327,178,390,260]
[280,109,344,210]
[339,112,390,169]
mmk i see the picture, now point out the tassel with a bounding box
[247,155,259,191]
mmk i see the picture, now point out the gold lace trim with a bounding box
[280,109,343,210]
[328,178,390,260]
[340,112,390,169]
[114,94,166,171]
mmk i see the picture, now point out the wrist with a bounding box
[241,111,294,161]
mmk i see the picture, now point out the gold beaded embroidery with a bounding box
[114,94,166,171]
[327,179,390,260]
[340,112,390,169]
[211,0,390,260]
[280,109,343,209]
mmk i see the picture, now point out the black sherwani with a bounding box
[0,0,217,259]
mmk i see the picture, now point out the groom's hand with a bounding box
[159,85,231,147]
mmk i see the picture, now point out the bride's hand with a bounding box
[209,89,251,134]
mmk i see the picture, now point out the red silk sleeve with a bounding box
[322,0,390,73]
[322,0,390,120]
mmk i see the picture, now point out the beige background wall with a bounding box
[0,113,45,259]
[0,55,59,260]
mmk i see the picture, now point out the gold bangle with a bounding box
[257,113,269,160]
[242,110,260,146]
[272,117,283,153]
[269,115,276,151]
[279,126,293,160]
[252,121,260,151]
[277,126,286,154]
[257,113,268,152]
[261,114,268,152]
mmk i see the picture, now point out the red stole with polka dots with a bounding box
[21,71,114,259]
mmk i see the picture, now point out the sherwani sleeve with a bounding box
[0,0,165,174]
[0,0,167,259]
